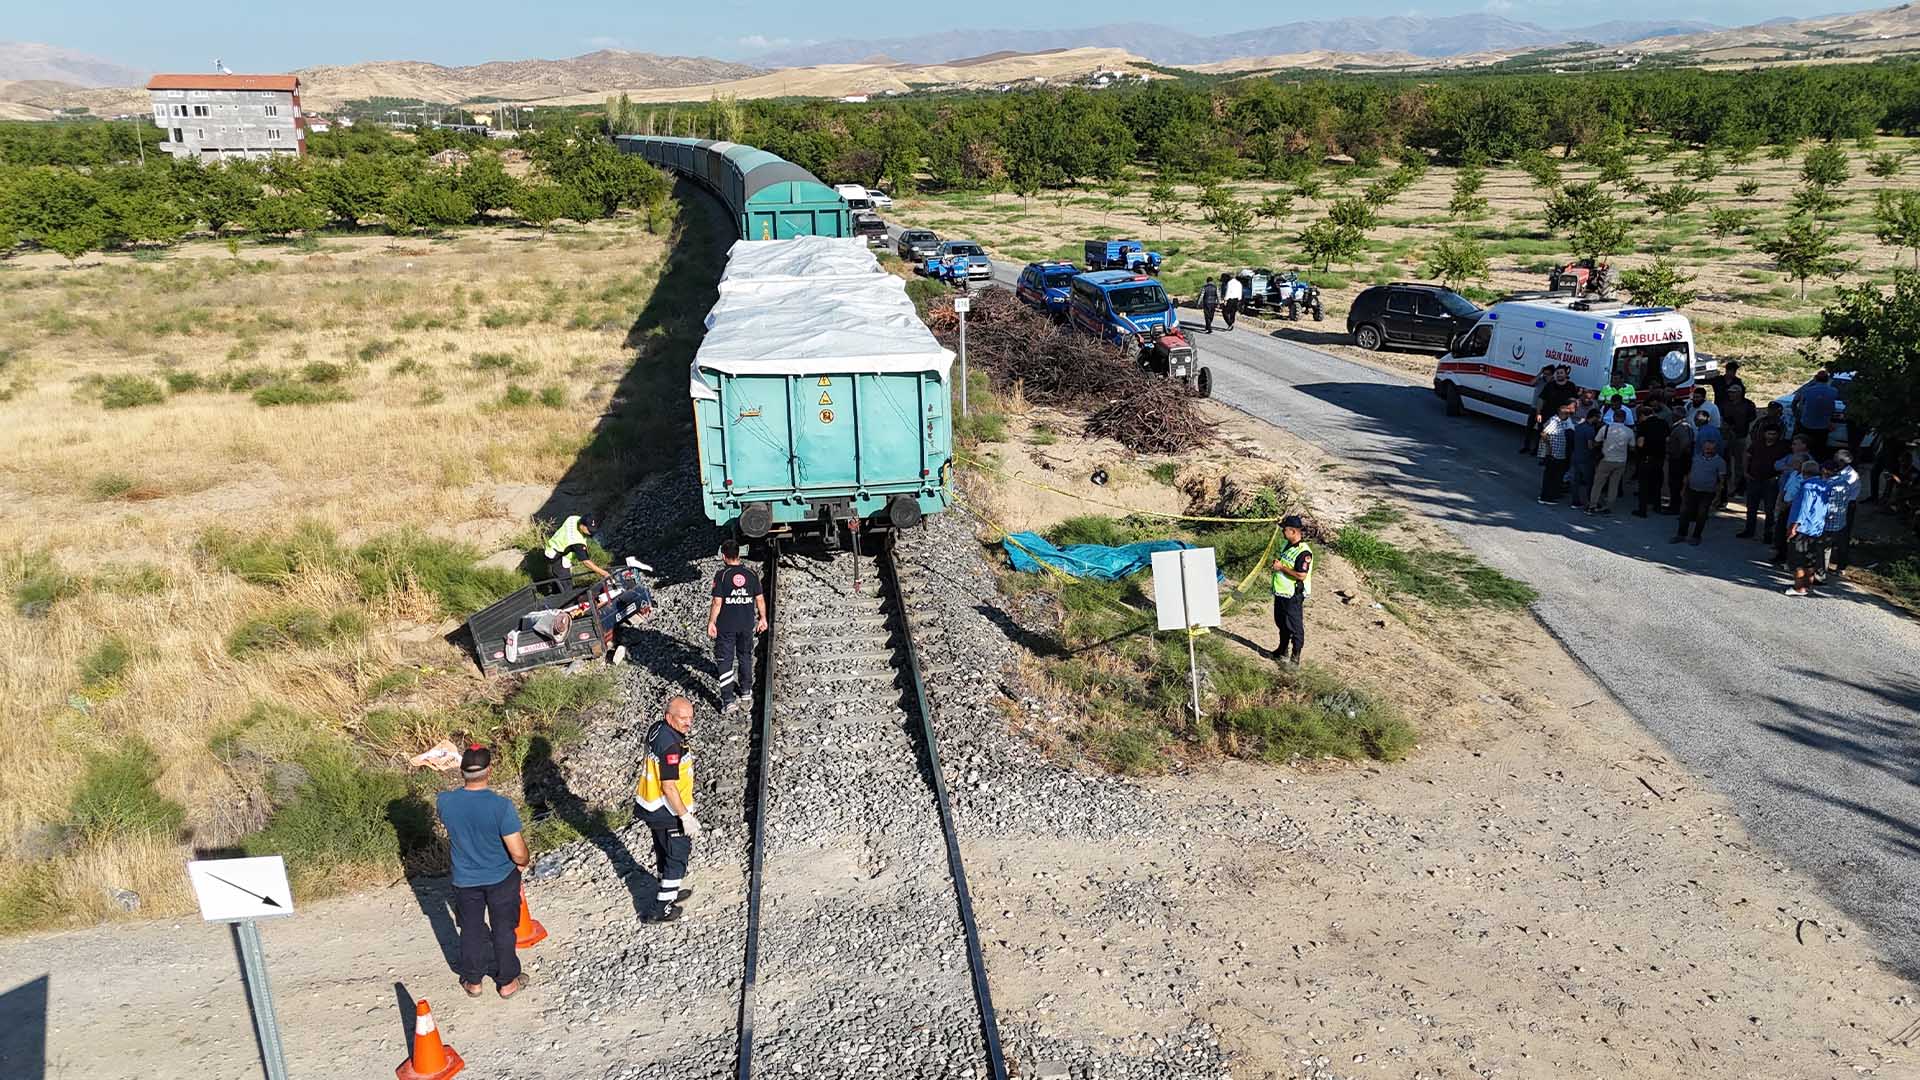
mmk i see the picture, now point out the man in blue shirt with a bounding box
[436,745,531,998]
[1824,452,1862,579]
[1793,369,1839,460]
[1784,459,1830,597]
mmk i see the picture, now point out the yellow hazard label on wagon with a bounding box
[818,376,832,386]
[818,391,833,406]
[819,409,835,423]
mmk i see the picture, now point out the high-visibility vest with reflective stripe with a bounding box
[544,515,587,560]
[1272,542,1313,599]
[635,721,695,813]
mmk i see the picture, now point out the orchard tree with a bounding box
[1820,269,1920,439]
[1142,181,1182,241]
[1424,231,1489,288]
[1618,257,1699,308]
[384,174,475,234]
[1292,177,1325,202]
[455,152,520,217]
[1570,214,1630,266]
[1255,192,1294,232]
[1789,183,1846,219]
[305,156,395,227]
[1644,183,1704,218]
[513,182,589,230]
[246,192,325,238]
[1707,206,1756,238]
[1867,151,1906,179]
[1298,219,1364,272]
[1544,181,1612,235]
[1873,189,1920,268]
[8,167,108,259]
[1801,143,1851,188]
[1758,218,1851,297]
[1735,178,1761,198]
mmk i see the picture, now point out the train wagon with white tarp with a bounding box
[691,236,953,538]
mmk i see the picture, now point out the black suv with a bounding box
[1347,283,1481,352]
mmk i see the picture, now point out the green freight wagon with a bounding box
[691,237,953,538]
[614,136,850,240]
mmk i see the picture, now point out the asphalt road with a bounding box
[915,235,1920,981]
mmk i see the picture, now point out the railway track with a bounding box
[736,534,1007,1079]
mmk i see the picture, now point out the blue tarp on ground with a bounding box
[1002,532,1193,580]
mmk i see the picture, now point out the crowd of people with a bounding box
[1524,361,1870,598]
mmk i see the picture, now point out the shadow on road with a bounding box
[0,974,46,1080]
[521,736,655,919]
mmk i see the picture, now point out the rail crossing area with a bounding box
[495,139,1243,1078]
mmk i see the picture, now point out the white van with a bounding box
[1432,296,1715,423]
[833,183,874,212]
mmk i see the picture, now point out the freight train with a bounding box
[614,136,851,241]
[624,137,952,538]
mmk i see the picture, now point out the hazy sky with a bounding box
[16,0,1868,70]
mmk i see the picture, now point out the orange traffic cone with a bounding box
[514,884,547,948]
[396,999,464,1080]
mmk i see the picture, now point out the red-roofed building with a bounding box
[145,73,305,161]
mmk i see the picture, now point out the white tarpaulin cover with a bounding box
[691,238,953,401]
[719,235,889,284]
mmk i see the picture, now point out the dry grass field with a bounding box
[0,206,710,929]
[899,136,1920,398]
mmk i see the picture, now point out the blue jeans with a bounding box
[1571,461,1595,505]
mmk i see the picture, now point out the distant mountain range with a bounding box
[0,41,148,86]
[747,16,1723,67]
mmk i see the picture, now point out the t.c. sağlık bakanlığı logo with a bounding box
[732,573,746,588]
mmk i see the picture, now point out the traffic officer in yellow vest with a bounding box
[1270,515,1313,666]
[636,695,700,924]
[542,514,608,584]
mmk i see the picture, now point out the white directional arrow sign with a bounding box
[187,856,295,922]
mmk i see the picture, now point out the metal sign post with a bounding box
[1151,548,1221,723]
[953,294,971,417]
[187,856,295,1080]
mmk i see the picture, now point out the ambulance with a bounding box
[1431,295,1714,423]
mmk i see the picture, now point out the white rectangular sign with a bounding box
[187,856,295,922]
[1151,547,1220,632]
[952,295,971,313]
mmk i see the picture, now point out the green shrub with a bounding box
[208,701,318,766]
[956,410,1006,443]
[507,671,614,727]
[253,381,351,406]
[165,370,206,393]
[353,531,523,615]
[471,351,517,371]
[197,521,345,585]
[88,473,136,500]
[100,374,165,409]
[538,384,566,408]
[1049,514,1155,548]
[11,555,79,617]
[93,563,170,595]
[301,361,348,384]
[221,366,279,391]
[67,741,185,841]
[356,340,397,363]
[78,635,133,691]
[0,865,61,934]
[1148,461,1180,485]
[242,746,437,872]
[500,384,535,407]
[227,605,367,657]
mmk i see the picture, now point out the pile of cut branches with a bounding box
[927,286,1214,452]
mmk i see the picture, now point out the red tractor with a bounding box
[1547,258,1616,298]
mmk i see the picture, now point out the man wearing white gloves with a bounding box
[636,695,701,924]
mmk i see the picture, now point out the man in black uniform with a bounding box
[707,539,767,713]
[636,695,700,924]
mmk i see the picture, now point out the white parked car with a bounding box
[865,188,894,209]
